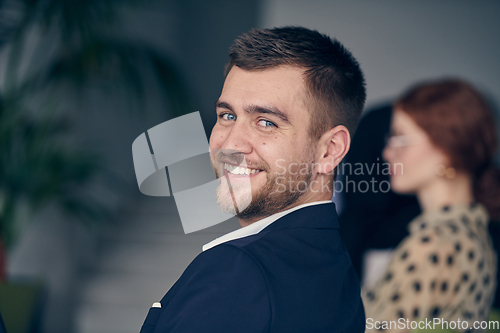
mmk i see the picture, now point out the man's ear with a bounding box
[315,125,351,174]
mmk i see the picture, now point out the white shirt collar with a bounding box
[202,200,332,252]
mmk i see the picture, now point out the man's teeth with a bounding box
[224,163,262,175]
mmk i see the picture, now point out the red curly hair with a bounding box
[395,78,500,220]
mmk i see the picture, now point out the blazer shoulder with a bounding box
[195,242,267,277]
[153,243,271,332]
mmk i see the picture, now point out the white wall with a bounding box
[261,0,500,108]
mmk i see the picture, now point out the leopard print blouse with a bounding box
[363,203,497,333]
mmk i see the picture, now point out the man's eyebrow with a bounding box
[215,101,233,111]
[216,101,291,124]
[245,104,290,124]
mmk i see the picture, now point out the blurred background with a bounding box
[0,0,499,332]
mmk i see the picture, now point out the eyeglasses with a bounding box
[385,134,424,148]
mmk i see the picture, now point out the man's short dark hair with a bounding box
[225,26,366,140]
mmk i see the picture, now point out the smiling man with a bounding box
[140,26,366,333]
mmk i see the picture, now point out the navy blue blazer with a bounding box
[140,202,365,332]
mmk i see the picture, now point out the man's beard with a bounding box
[233,167,312,221]
[213,150,314,221]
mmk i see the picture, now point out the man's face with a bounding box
[209,66,318,223]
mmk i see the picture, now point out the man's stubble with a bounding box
[213,149,315,222]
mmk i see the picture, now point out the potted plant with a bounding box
[0,0,190,330]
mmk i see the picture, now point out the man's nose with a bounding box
[220,122,253,154]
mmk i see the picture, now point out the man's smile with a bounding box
[223,162,263,177]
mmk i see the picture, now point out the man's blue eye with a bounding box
[258,119,277,128]
[221,113,236,121]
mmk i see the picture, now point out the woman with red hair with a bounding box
[363,79,500,332]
